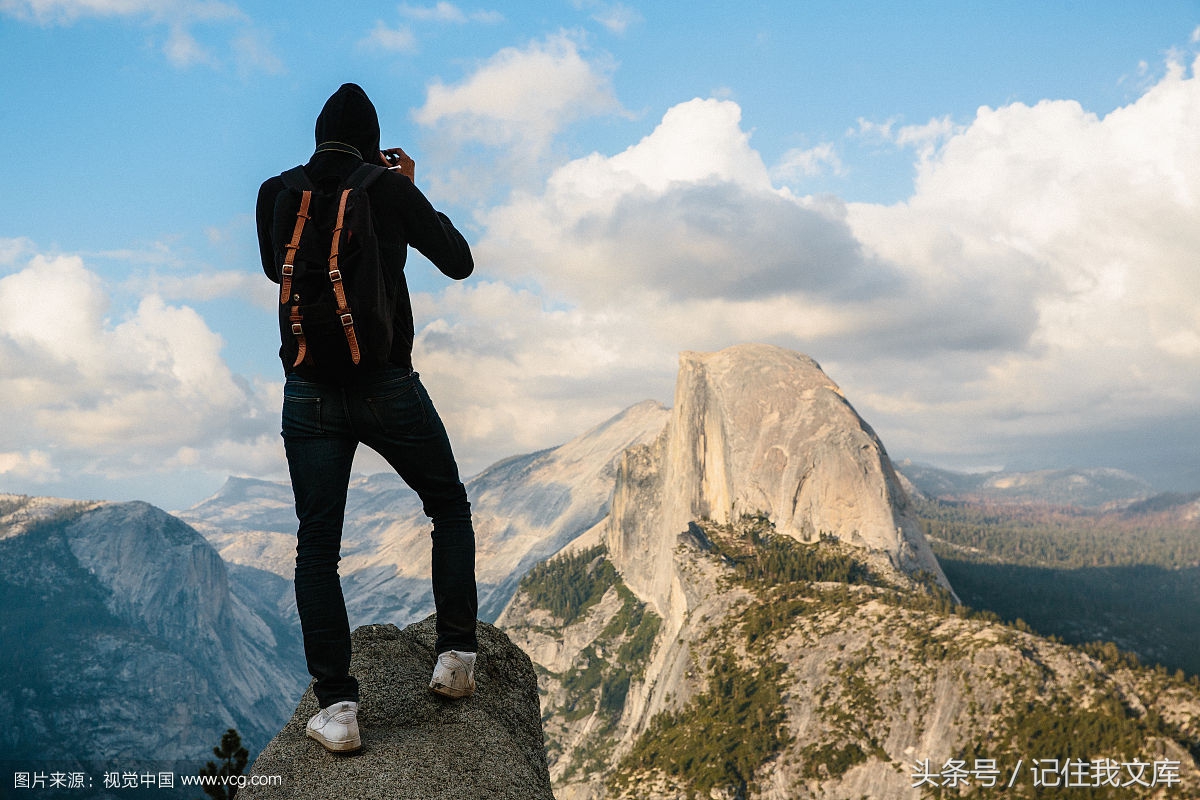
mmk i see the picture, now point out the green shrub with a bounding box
[612,652,790,798]
[519,544,616,625]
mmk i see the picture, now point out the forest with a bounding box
[914,496,1200,678]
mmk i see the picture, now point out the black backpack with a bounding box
[272,163,395,376]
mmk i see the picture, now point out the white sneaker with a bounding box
[306,700,361,753]
[429,650,476,698]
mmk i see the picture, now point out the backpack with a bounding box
[272,163,395,377]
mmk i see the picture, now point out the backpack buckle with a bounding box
[282,263,294,276]
[340,313,354,327]
[291,323,304,335]
[328,269,342,283]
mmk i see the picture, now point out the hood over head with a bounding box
[314,83,380,163]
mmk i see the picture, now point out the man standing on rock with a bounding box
[256,83,479,754]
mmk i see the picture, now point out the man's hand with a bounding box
[380,147,415,183]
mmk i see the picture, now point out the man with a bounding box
[256,83,479,755]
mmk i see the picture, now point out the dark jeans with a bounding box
[282,367,478,707]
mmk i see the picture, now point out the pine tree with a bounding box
[197,728,249,800]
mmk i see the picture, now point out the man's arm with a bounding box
[376,150,474,280]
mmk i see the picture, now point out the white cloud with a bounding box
[0,0,241,24]
[571,0,641,35]
[0,251,281,489]
[894,115,961,159]
[851,116,896,142]
[0,0,284,72]
[475,98,894,307]
[362,4,501,56]
[362,20,417,53]
[129,269,276,311]
[771,143,843,183]
[411,55,1200,483]
[0,450,58,482]
[852,114,961,161]
[164,21,212,67]
[414,32,623,163]
[0,237,34,266]
[841,55,1200,462]
[399,1,502,24]
[232,27,284,74]
[2,0,158,23]
[0,0,243,25]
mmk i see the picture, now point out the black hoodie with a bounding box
[313,82,381,167]
[256,83,473,375]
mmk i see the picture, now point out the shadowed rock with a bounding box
[241,619,555,800]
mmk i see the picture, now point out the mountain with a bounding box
[503,524,1200,799]
[0,495,306,765]
[178,398,670,626]
[13,341,1197,797]
[898,462,1155,509]
[495,346,1200,798]
[604,346,949,625]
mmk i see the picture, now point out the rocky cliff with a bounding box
[496,345,1200,798]
[241,619,554,800]
[502,517,1200,799]
[0,495,305,761]
[604,344,948,625]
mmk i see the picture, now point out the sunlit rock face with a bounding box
[605,343,949,623]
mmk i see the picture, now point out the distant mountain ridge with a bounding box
[898,462,1155,509]
[178,398,671,626]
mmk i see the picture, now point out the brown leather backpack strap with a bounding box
[328,188,361,365]
[279,190,312,305]
[289,305,308,368]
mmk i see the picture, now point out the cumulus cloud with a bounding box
[409,56,1200,484]
[8,43,1199,498]
[0,251,282,494]
[414,31,624,178]
[838,56,1200,468]
[475,98,972,329]
[413,98,920,466]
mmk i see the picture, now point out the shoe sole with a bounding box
[429,681,475,699]
[306,728,362,754]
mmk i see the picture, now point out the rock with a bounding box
[605,344,950,625]
[241,619,555,800]
[0,498,304,760]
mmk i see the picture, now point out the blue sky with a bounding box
[1,1,1199,508]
